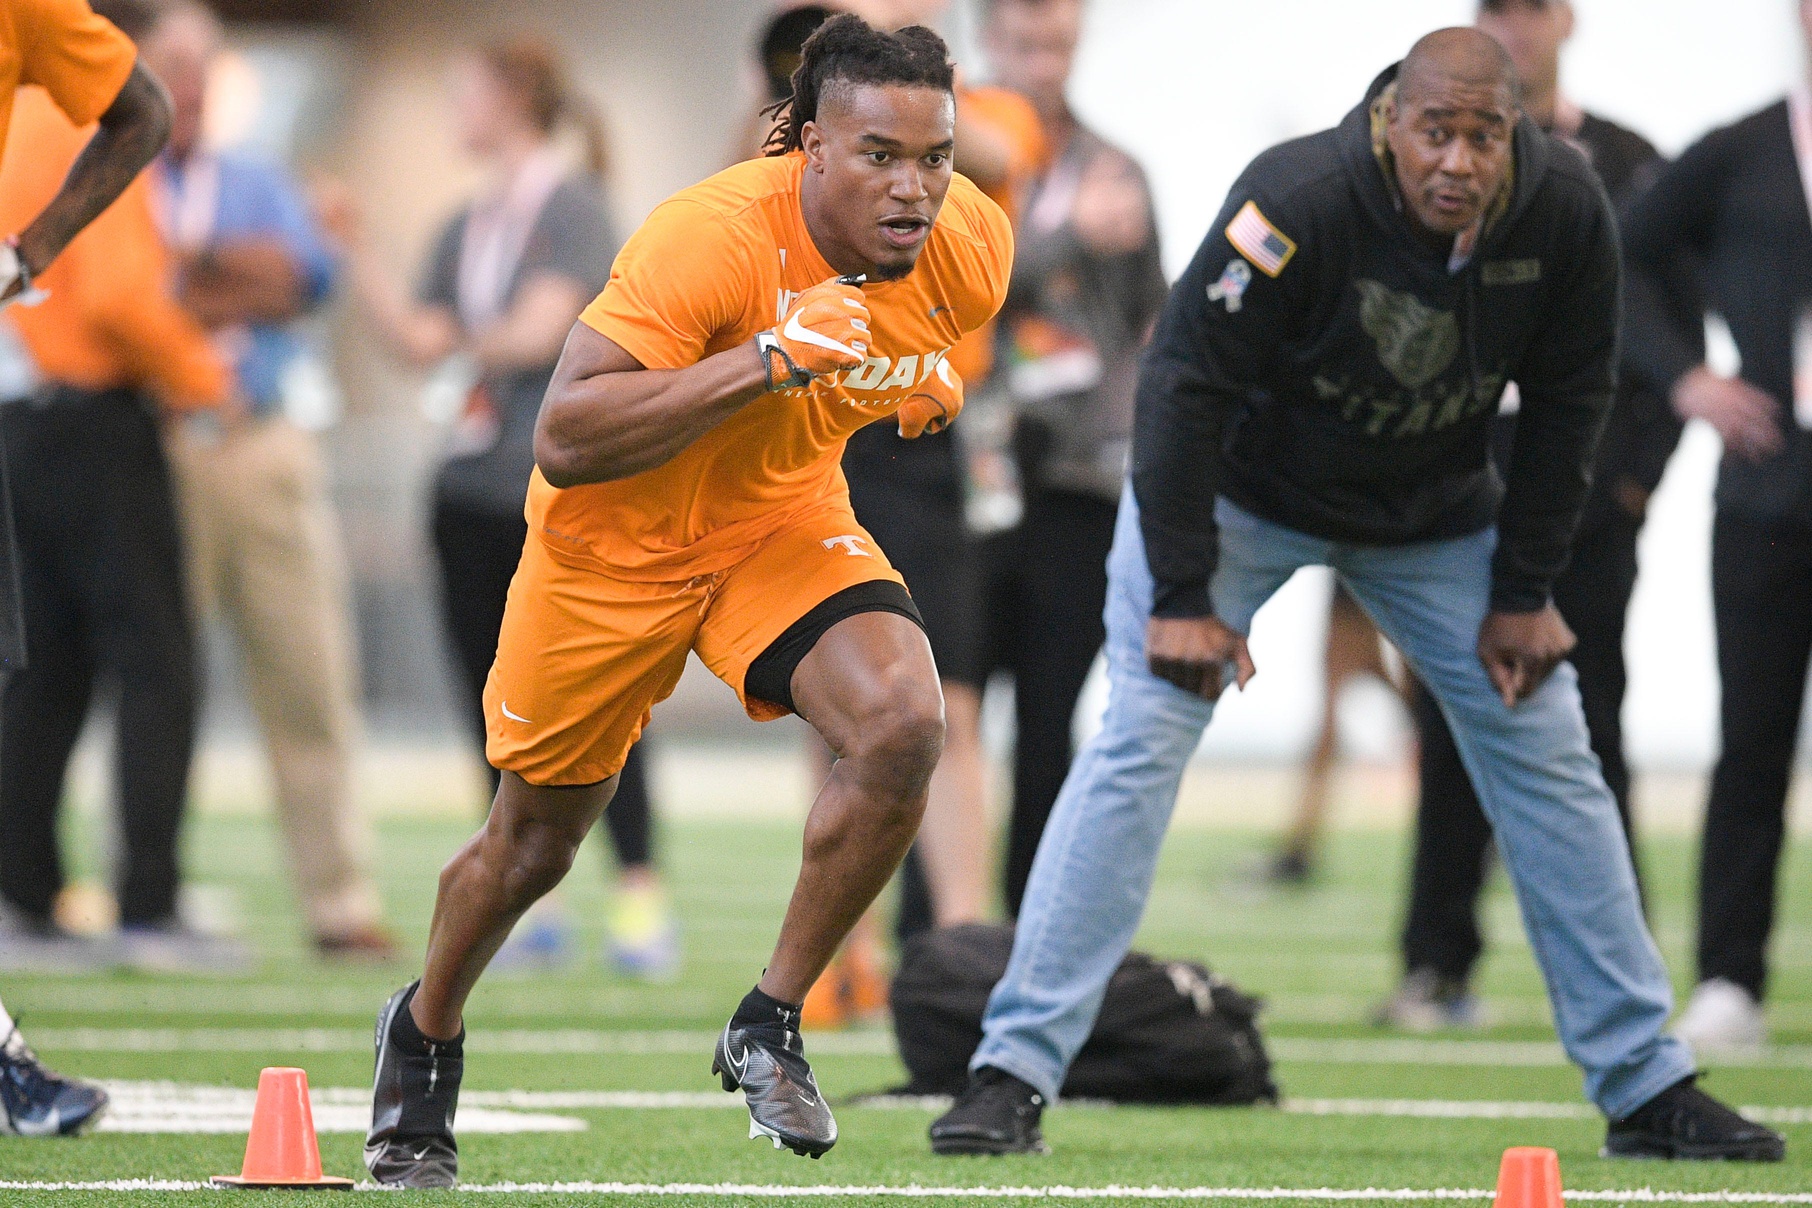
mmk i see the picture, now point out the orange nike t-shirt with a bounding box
[531,151,1013,582]
[0,0,135,164]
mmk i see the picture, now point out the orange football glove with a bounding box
[897,354,964,438]
[762,279,870,387]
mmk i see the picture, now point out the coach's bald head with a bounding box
[1384,27,1521,246]
[1398,27,1522,109]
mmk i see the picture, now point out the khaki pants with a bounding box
[168,416,379,937]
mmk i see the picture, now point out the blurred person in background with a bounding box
[1619,0,1812,1053]
[335,38,677,979]
[0,0,249,975]
[1375,0,1689,1030]
[795,0,1046,1030]
[933,29,1783,1162]
[0,0,174,1134]
[137,0,396,961]
[976,0,1165,916]
[1266,583,1401,886]
[731,4,843,163]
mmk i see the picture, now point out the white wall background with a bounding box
[954,0,1805,769]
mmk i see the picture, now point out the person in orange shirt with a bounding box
[0,0,174,1140]
[0,0,239,977]
[366,15,1011,1187]
[0,0,169,306]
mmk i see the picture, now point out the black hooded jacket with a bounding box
[1133,65,1621,618]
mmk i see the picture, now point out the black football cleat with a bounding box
[365,981,463,1188]
[1603,1076,1785,1161]
[929,1066,1050,1155]
[712,1014,837,1157]
[0,1026,108,1136]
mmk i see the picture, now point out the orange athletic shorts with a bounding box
[484,502,909,787]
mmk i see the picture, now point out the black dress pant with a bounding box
[430,498,652,869]
[980,489,1119,917]
[0,388,196,926]
[1698,514,1812,999]
[1400,514,1643,982]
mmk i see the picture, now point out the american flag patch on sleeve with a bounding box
[1225,200,1297,277]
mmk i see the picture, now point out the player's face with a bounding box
[985,0,1082,119]
[802,83,957,281]
[1475,1,1572,97]
[1386,81,1517,238]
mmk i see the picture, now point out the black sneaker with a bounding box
[712,1014,837,1157]
[929,1066,1049,1155]
[0,1026,108,1136]
[1604,1076,1785,1161]
[365,982,463,1187]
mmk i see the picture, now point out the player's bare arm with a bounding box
[7,63,170,299]
[535,278,867,486]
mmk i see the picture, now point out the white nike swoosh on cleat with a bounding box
[412,1146,431,1161]
[18,1107,60,1137]
[500,701,533,724]
[782,313,860,360]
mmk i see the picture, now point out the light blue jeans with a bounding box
[971,486,1694,1118]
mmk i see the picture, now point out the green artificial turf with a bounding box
[0,786,1806,1205]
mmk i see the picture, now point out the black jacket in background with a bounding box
[1557,113,1692,530]
[1133,65,1621,618]
[1622,100,1812,525]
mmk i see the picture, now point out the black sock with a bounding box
[390,982,465,1053]
[732,985,803,1030]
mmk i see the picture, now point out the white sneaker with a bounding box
[1672,978,1767,1053]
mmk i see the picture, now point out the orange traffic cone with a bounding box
[1492,1146,1564,1208]
[211,1067,354,1190]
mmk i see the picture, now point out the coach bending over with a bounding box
[929,28,1783,1163]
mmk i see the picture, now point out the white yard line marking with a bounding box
[95,1082,585,1134]
[30,1027,895,1055]
[1,1180,1811,1201]
[104,1083,1811,1129]
[29,1029,1812,1071]
[1266,1039,1812,1070]
[20,984,1812,1030]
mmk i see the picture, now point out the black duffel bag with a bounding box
[890,923,1279,1105]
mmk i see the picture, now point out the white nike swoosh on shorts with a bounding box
[501,702,533,724]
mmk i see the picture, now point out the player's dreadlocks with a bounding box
[762,14,956,157]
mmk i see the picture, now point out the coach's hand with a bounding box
[1477,605,1575,708]
[897,356,963,438]
[769,279,871,382]
[1673,365,1782,463]
[1146,615,1254,701]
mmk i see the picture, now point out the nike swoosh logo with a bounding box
[796,1089,819,1108]
[782,312,861,360]
[928,305,953,319]
[723,1027,750,1082]
[412,1145,431,1161]
[20,1106,60,1136]
[500,701,533,724]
